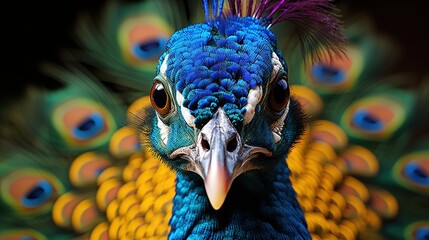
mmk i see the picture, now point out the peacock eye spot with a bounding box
[404,161,429,186]
[352,108,383,132]
[72,112,105,140]
[78,119,95,131]
[311,63,345,84]
[21,180,54,208]
[132,37,167,60]
[269,76,290,113]
[140,40,160,51]
[150,80,171,116]
[415,227,429,240]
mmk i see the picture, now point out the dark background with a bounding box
[3,0,428,101]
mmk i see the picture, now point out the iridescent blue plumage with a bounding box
[169,151,309,239]
[161,16,279,127]
[142,0,345,239]
[3,0,429,239]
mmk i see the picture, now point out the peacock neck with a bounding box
[168,158,311,240]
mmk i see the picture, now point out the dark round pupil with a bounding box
[362,113,379,125]
[139,40,161,52]
[153,84,168,108]
[78,118,96,131]
[413,167,428,179]
[321,66,339,77]
[26,186,44,200]
[273,79,289,104]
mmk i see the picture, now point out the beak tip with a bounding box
[204,178,230,210]
[210,198,224,210]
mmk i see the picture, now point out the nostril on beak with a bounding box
[201,134,210,151]
[226,134,238,152]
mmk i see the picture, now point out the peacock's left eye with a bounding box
[150,80,171,116]
[269,75,290,114]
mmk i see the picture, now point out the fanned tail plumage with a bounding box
[69,0,196,103]
[1,0,428,240]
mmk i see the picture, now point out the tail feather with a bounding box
[69,0,196,103]
[1,1,428,240]
[1,63,128,155]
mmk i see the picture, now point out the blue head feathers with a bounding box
[146,0,345,213]
[161,16,277,127]
[154,0,344,128]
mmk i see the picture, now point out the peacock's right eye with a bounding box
[268,74,290,114]
[150,80,171,116]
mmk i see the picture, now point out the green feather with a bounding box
[0,143,79,239]
[71,0,195,103]
[1,63,127,155]
[285,14,398,102]
[1,1,428,240]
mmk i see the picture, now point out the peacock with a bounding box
[1,0,428,239]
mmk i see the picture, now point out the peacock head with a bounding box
[145,0,344,210]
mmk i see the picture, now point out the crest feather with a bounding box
[203,0,346,61]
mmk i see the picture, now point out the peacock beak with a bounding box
[197,109,237,210]
[169,108,272,210]
[197,109,272,210]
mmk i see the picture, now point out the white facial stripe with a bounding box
[169,52,286,130]
[160,53,196,128]
[243,86,262,125]
[156,55,171,145]
[271,101,290,144]
[157,115,170,145]
[270,52,282,84]
[160,54,169,78]
[176,90,195,128]
[244,52,284,126]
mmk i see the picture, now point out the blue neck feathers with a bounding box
[168,158,311,240]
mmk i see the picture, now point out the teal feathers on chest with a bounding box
[169,159,310,240]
